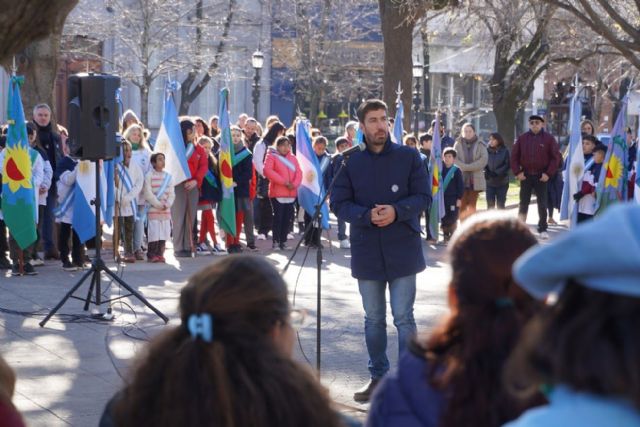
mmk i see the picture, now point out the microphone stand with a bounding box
[283,154,351,375]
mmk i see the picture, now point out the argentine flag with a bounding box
[560,92,583,225]
[154,82,191,184]
[392,92,403,144]
[72,160,107,243]
[296,119,330,229]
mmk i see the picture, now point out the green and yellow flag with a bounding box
[1,76,37,249]
[217,88,236,236]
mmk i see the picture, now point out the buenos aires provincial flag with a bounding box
[217,87,236,237]
[1,75,37,249]
[296,119,330,229]
[428,112,445,238]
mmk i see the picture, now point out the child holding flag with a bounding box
[123,123,152,260]
[441,148,464,242]
[573,144,606,223]
[264,136,302,250]
[54,155,82,271]
[224,126,254,253]
[115,140,144,263]
[143,153,174,262]
[196,135,224,255]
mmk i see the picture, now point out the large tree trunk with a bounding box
[20,34,63,124]
[140,86,150,126]
[378,0,414,131]
[493,98,518,148]
[0,0,77,64]
[178,0,235,115]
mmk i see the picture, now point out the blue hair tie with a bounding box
[495,297,514,308]
[187,313,213,342]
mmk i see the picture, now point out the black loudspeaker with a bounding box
[67,73,121,160]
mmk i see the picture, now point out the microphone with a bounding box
[339,141,366,158]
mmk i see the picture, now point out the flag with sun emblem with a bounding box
[596,96,629,214]
[428,112,445,238]
[1,76,37,249]
[296,119,329,229]
[217,87,236,237]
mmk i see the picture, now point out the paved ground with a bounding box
[0,206,566,426]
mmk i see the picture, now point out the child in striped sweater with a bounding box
[143,153,175,262]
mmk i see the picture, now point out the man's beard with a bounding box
[365,130,388,146]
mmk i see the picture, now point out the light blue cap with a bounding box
[513,204,640,300]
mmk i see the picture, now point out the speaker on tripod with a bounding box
[67,73,121,160]
[40,73,167,327]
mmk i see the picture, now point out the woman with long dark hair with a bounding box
[505,204,640,427]
[102,256,347,427]
[367,212,542,427]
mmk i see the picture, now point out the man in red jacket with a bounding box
[511,115,561,239]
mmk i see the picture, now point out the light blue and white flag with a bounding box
[392,85,403,144]
[296,119,330,229]
[72,160,107,243]
[560,86,583,225]
[153,81,191,184]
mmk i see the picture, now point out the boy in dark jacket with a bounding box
[419,133,435,241]
[441,148,464,242]
[225,126,254,253]
[329,137,351,248]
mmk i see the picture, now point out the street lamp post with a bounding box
[251,48,264,120]
[412,56,424,137]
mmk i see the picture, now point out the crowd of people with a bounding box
[1,98,639,427]
[0,105,359,276]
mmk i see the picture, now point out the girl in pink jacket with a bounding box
[263,136,302,250]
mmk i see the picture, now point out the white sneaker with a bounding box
[339,239,351,249]
[30,258,44,266]
[257,234,266,241]
[538,231,549,240]
[212,244,227,256]
[196,242,211,255]
[287,233,295,240]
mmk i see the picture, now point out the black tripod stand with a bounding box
[283,156,349,374]
[40,161,169,327]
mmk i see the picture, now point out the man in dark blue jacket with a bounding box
[331,99,429,403]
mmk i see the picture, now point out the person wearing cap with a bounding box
[573,143,606,223]
[511,115,561,239]
[429,120,455,149]
[504,203,640,427]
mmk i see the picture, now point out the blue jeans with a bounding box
[357,275,417,379]
[486,184,508,209]
[337,218,348,241]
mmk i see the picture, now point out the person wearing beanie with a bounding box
[505,204,640,427]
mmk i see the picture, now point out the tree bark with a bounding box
[378,0,414,131]
[18,34,64,124]
[0,0,77,64]
[493,97,519,147]
[178,0,236,115]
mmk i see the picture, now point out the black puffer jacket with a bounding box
[485,144,510,187]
